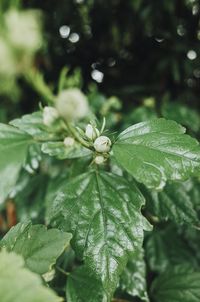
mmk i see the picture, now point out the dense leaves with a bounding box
[113,118,200,190]
[0,250,61,302]
[151,265,200,302]
[66,266,106,302]
[47,170,147,300]
[145,226,198,273]
[0,221,72,274]
[143,181,199,225]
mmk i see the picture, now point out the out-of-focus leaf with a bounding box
[162,102,200,133]
[0,249,62,302]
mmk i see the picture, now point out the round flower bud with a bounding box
[43,106,59,126]
[85,124,100,140]
[94,136,111,153]
[63,137,75,147]
[55,88,89,121]
[94,155,105,165]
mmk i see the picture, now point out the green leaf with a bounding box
[162,102,200,133]
[151,265,200,302]
[10,112,55,140]
[67,266,106,302]
[143,181,199,225]
[0,221,72,275]
[14,172,48,221]
[113,118,200,190]
[0,123,32,204]
[145,225,197,273]
[48,170,146,300]
[41,141,92,159]
[120,247,149,301]
[0,249,62,302]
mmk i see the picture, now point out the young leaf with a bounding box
[113,118,200,190]
[0,124,32,204]
[151,265,200,302]
[67,266,106,302]
[47,170,147,300]
[0,250,62,302]
[120,247,149,301]
[0,221,72,275]
[41,141,92,159]
[143,181,199,225]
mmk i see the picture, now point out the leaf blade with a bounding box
[0,221,72,274]
[0,250,62,302]
[113,118,200,190]
[47,170,146,299]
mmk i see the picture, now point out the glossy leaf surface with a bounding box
[113,118,200,190]
[48,170,146,300]
[0,124,31,204]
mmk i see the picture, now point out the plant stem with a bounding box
[56,266,70,276]
[65,121,92,149]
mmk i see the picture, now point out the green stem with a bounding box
[65,121,92,149]
[56,266,70,276]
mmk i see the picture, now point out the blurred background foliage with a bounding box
[1,0,200,127]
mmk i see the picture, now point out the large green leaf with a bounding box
[0,124,32,204]
[143,181,199,225]
[0,250,62,302]
[120,247,149,301]
[0,221,72,275]
[151,265,200,302]
[113,118,200,190]
[48,170,146,300]
[67,266,106,302]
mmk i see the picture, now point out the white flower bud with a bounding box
[94,136,111,153]
[85,124,100,140]
[63,137,75,147]
[43,106,59,126]
[94,155,105,165]
[55,88,89,121]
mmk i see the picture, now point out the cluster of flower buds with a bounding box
[85,122,111,165]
